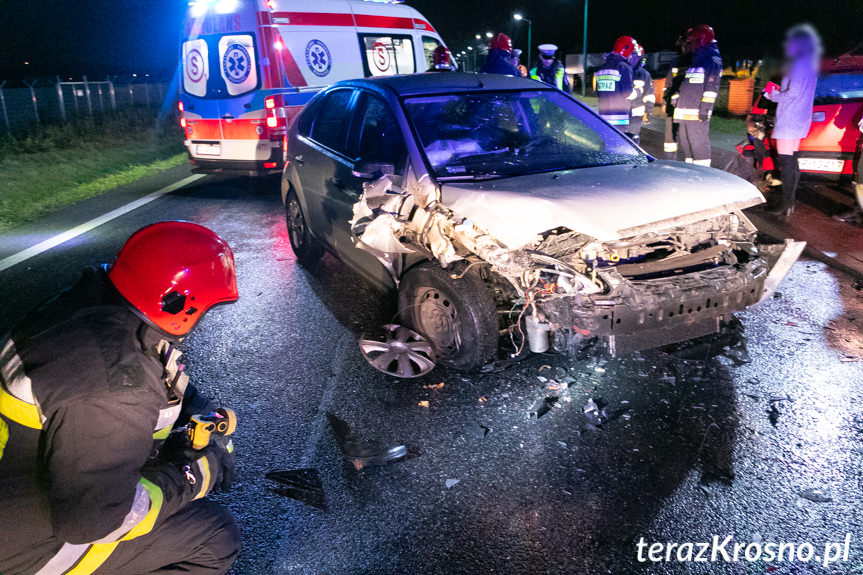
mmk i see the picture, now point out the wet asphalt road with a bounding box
[1,173,862,574]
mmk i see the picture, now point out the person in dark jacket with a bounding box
[481,33,520,76]
[529,44,570,91]
[0,222,240,575]
[673,24,722,166]
[628,43,655,143]
[764,24,822,215]
[597,36,639,130]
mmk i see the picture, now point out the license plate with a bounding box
[798,157,844,173]
[195,143,222,156]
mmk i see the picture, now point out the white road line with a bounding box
[0,174,205,273]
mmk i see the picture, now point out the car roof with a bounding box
[335,73,551,97]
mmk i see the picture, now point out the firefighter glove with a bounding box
[179,437,235,499]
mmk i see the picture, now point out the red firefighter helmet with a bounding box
[612,36,638,58]
[108,221,239,336]
[489,33,513,52]
[685,25,716,50]
[432,46,457,70]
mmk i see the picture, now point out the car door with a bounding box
[291,88,358,250]
[327,90,409,287]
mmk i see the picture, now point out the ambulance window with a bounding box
[310,90,355,154]
[422,37,442,71]
[182,39,209,98]
[355,93,406,169]
[359,34,416,77]
[218,35,259,97]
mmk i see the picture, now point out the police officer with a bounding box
[597,36,639,131]
[0,222,240,575]
[663,36,691,159]
[481,33,520,76]
[673,25,722,166]
[628,43,655,144]
[429,46,457,72]
[530,44,570,91]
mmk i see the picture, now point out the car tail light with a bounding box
[264,162,277,169]
[180,117,187,128]
[265,96,276,110]
[812,111,826,122]
[178,101,184,112]
[267,116,278,128]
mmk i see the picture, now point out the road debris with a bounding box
[423,382,445,390]
[799,488,832,503]
[265,468,326,510]
[528,396,558,419]
[418,401,430,408]
[445,478,460,489]
[326,412,408,470]
[358,324,435,378]
[583,397,609,427]
[767,404,781,427]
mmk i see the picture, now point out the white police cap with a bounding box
[538,44,558,55]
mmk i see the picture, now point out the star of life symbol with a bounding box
[223,44,251,84]
[305,40,332,77]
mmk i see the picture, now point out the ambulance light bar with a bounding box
[188,0,239,17]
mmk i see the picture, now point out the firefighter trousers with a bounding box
[663,116,679,159]
[92,500,240,575]
[678,120,712,165]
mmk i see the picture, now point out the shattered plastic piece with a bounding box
[326,412,408,470]
[358,325,436,378]
[528,396,558,419]
[418,400,430,408]
[799,488,832,503]
[423,382,445,390]
[478,396,487,403]
[445,478,460,489]
[266,469,326,510]
[479,424,491,438]
[767,404,781,427]
[583,397,609,426]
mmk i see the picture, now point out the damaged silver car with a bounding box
[281,74,804,371]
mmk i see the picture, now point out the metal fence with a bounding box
[0,77,172,135]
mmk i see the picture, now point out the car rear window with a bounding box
[814,74,863,104]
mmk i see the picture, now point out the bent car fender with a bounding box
[754,239,806,305]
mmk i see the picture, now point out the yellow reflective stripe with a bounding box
[0,418,8,460]
[664,142,678,152]
[702,97,716,103]
[152,426,171,440]
[0,387,41,429]
[64,542,120,575]
[122,479,163,541]
[194,456,211,500]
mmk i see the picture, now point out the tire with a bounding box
[398,263,499,371]
[285,187,324,266]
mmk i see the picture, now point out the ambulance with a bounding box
[178,0,447,175]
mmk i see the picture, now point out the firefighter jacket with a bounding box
[632,64,655,120]
[596,52,637,127]
[0,268,216,575]
[673,43,722,123]
[530,60,570,91]
[481,49,520,76]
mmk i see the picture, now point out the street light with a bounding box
[485,32,493,38]
[513,13,532,71]
[475,34,481,40]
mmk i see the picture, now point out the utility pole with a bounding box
[582,0,589,96]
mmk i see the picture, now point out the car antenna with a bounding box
[474,73,485,88]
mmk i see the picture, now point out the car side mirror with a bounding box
[352,161,396,180]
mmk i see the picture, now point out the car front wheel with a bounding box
[285,187,323,266]
[398,263,499,371]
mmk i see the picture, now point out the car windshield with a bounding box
[403,90,646,179]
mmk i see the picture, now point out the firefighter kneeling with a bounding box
[0,222,241,575]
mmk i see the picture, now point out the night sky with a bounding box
[0,0,860,80]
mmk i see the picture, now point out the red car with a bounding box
[740,51,863,180]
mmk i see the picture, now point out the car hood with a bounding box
[439,160,764,248]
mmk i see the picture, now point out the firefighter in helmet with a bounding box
[0,222,241,575]
[597,36,639,131]
[627,42,655,144]
[429,46,458,72]
[673,25,722,166]
[480,33,520,76]
[530,44,570,91]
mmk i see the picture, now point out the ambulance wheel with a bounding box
[285,188,323,266]
[398,263,499,371]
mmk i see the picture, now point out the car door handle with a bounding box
[221,113,234,120]
[293,154,304,166]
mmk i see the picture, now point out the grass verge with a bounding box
[0,110,185,233]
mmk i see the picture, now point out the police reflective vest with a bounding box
[530,61,568,91]
[596,52,637,127]
[673,43,722,123]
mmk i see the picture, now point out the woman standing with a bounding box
[765,24,823,215]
